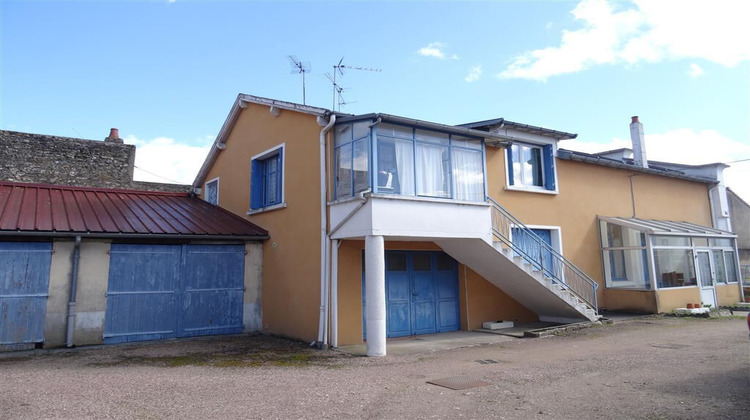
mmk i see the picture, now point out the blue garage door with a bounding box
[0,242,52,345]
[363,251,460,338]
[104,244,245,344]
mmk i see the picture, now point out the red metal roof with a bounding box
[0,182,268,239]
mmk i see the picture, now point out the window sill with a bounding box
[247,202,287,215]
[505,185,558,195]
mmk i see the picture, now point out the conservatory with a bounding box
[599,216,743,312]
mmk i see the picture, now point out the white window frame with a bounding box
[504,139,559,195]
[204,177,220,205]
[248,143,287,215]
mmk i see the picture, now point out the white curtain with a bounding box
[394,139,414,195]
[452,148,483,201]
[416,143,447,197]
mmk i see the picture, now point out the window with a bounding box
[250,145,284,210]
[506,142,556,191]
[600,221,650,289]
[654,249,697,288]
[724,250,738,283]
[334,122,370,199]
[205,178,219,205]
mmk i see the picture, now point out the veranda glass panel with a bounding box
[353,138,369,194]
[605,249,650,289]
[724,251,738,283]
[336,146,352,198]
[416,143,449,198]
[655,249,697,288]
[377,138,414,195]
[452,148,483,201]
[653,236,690,247]
[601,222,645,248]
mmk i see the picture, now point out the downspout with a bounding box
[316,113,336,348]
[65,236,81,348]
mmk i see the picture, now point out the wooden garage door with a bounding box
[104,244,245,344]
[0,242,52,345]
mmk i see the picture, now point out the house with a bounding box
[0,129,268,351]
[192,94,743,356]
[727,188,750,295]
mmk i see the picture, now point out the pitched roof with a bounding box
[458,117,578,140]
[557,148,717,184]
[0,181,268,240]
[598,216,735,238]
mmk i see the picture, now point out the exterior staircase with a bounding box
[436,198,599,323]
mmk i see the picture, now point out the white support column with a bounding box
[331,239,339,348]
[365,235,386,356]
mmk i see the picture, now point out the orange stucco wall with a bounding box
[716,283,742,306]
[484,146,713,313]
[201,103,324,342]
[656,287,702,312]
[335,240,537,346]
[602,289,658,313]
[203,102,716,343]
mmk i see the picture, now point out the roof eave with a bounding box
[192,94,331,189]
[0,230,269,241]
[337,113,513,146]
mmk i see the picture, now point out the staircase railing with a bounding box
[488,197,598,313]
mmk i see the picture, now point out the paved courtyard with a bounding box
[1,316,747,419]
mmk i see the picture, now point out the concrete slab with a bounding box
[335,331,515,356]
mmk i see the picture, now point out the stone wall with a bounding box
[0,130,189,192]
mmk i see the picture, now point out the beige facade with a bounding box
[14,238,263,349]
[197,95,740,348]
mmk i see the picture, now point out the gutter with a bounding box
[337,113,513,147]
[317,113,337,348]
[0,231,269,241]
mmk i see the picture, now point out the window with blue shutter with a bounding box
[506,142,556,192]
[250,147,284,210]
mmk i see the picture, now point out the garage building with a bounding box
[0,181,267,350]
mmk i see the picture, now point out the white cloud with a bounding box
[687,63,704,78]
[126,135,211,185]
[417,42,449,59]
[565,128,750,202]
[465,65,482,82]
[450,54,460,60]
[500,0,750,81]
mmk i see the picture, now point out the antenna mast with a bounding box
[328,57,381,111]
[288,55,311,105]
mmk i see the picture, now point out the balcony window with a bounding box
[506,142,556,192]
[334,121,486,202]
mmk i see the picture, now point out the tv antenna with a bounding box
[329,57,381,111]
[288,55,311,104]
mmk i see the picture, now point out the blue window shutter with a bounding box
[250,159,264,209]
[506,147,514,186]
[542,144,555,191]
[275,149,283,203]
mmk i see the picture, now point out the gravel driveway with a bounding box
[1,316,747,419]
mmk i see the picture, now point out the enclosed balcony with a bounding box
[329,114,508,241]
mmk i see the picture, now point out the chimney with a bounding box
[105,128,123,144]
[629,116,648,168]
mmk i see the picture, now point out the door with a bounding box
[512,228,555,278]
[364,251,459,339]
[104,244,245,344]
[695,250,717,308]
[0,242,52,345]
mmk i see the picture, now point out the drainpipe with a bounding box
[65,236,81,348]
[316,113,336,348]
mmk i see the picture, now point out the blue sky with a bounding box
[2,0,749,199]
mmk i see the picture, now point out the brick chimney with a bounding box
[629,116,648,168]
[104,128,123,144]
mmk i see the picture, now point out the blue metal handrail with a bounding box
[487,197,598,313]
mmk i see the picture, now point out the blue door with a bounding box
[104,244,245,344]
[0,242,52,345]
[363,251,459,339]
[512,228,555,277]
